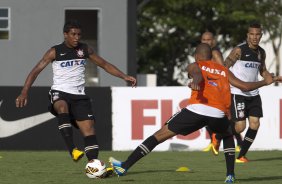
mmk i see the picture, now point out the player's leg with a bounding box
[209,117,235,183]
[223,134,235,183]
[49,90,82,161]
[110,108,205,176]
[70,95,99,161]
[236,95,262,163]
[76,119,99,160]
[77,118,114,177]
[237,116,260,162]
[53,100,84,161]
[109,124,176,176]
[234,120,250,163]
[49,90,79,159]
[229,120,242,152]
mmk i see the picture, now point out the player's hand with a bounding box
[15,94,28,108]
[263,74,274,85]
[188,81,201,90]
[188,74,202,90]
[273,75,282,83]
[124,76,137,87]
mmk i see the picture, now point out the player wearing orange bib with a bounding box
[189,61,230,115]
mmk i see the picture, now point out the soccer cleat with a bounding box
[72,148,84,162]
[109,157,127,176]
[236,156,249,163]
[224,174,235,183]
[211,133,220,156]
[103,167,114,178]
[202,143,212,152]
[235,145,241,152]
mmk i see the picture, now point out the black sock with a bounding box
[222,135,235,176]
[57,113,75,154]
[123,136,159,170]
[234,132,243,147]
[238,128,257,158]
[84,135,99,161]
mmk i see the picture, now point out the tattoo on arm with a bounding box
[259,50,267,76]
[224,47,241,68]
[224,57,236,68]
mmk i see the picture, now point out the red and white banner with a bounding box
[112,86,282,151]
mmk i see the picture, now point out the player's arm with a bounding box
[228,71,273,91]
[212,50,224,65]
[87,46,136,87]
[259,51,282,82]
[16,48,55,108]
[187,62,203,90]
[259,50,274,79]
[224,47,241,68]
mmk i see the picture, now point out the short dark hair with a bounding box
[195,43,212,60]
[249,22,261,29]
[63,20,81,33]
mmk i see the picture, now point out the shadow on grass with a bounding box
[251,156,282,162]
[128,169,193,175]
[237,175,282,182]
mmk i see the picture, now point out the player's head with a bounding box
[201,31,215,48]
[63,20,82,48]
[195,43,212,61]
[247,22,263,47]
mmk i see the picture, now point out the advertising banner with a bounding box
[0,87,112,150]
[112,86,282,151]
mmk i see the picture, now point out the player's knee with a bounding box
[249,121,260,130]
[77,120,95,136]
[235,124,245,133]
[53,100,69,113]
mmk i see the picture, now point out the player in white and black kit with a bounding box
[224,22,273,163]
[15,21,137,169]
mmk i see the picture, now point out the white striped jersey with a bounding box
[229,42,265,96]
[51,42,89,95]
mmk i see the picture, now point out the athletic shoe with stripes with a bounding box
[224,174,235,183]
[109,157,127,176]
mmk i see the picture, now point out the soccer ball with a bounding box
[85,159,107,179]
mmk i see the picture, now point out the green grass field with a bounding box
[0,151,281,184]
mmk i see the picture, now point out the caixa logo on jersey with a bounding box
[60,59,86,67]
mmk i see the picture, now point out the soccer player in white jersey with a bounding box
[224,22,274,163]
[15,21,136,171]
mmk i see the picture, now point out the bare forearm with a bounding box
[21,72,39,95]
[229,72,267,91]
[240,80,266,91]
[103,63,127,79]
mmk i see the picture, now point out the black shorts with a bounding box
[48,90,95,122]
[230,94,263,121]
[166,108,232,136]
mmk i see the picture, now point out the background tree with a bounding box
[137,0,282,86]
[255,0,282,85]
